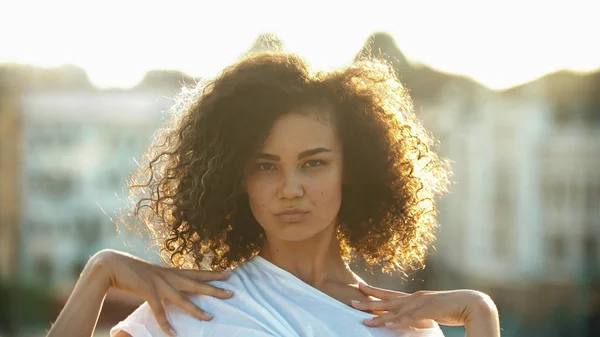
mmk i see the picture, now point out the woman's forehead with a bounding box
[261,112,340,154]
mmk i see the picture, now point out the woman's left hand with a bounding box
[351,283,498,329]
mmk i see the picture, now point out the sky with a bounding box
[1,0,598,90]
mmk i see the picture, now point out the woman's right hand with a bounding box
[90,249,233,335]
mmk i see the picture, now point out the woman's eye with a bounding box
[257,163,276,171]
[303,160,323,168]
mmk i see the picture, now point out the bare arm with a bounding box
[46,255,111,337]
[45,249,232,337]
[355,285,501,337]
[464,295,500,337]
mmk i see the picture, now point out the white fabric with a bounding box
[111,256,444,337]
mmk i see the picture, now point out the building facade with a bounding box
[424,79,600,320]
[18,90,173,289]
[0,80,21,280]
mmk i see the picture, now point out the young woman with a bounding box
[47,53,500,337]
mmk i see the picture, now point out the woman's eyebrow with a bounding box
[255,147,332,161]
[297,147,331,159]
[255,153,280,161]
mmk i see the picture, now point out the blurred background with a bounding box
[0,1,599,336]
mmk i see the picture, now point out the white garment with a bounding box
[111,256,444,337]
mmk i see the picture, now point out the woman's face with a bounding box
[244,109,343,242]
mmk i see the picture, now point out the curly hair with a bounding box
[128,52,451,275]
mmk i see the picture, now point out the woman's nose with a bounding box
[278,171,304,199]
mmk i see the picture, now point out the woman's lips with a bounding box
[276,211,309,223]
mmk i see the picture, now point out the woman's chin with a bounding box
[268,226,329,243]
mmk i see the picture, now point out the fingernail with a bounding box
[364,318,375,324]
[169,328,177,336]
[386,322,402,329]
[351,300,360,306]
[224,289,233,294]
[205,313,213,320]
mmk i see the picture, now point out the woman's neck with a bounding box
[259,225,358,289]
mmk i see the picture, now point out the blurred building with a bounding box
[427,77,600,320]
[17,90,172,290]
[0,74,21,280]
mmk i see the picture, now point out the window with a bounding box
[56,132,73,148]
[31,173,74,198]
[98,170,124,191]
[29,130,54,150]
[547,234,566,263]
[29,125,80,150]
[493,167,516,260]
[541,178,567,211]
[586,182,600,213]
[109,171,124,190]
[34,257,53,283]
[75,217,102,247]
[584,234,597,265]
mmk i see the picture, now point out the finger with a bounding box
[147,295,177,336]
[364,304,425,327]
[380,316,415,330]
[363,310,406,327]
[358,283,408,300]
[160,284,214,321]
[351,298,397,312]
[173,276,233,299]
[364,302,426,327]
[179,269,230,282]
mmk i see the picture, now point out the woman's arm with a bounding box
[45,250,233,337]
[464,295,500,337]
[46,254,111,337]
[353,284,501,337]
